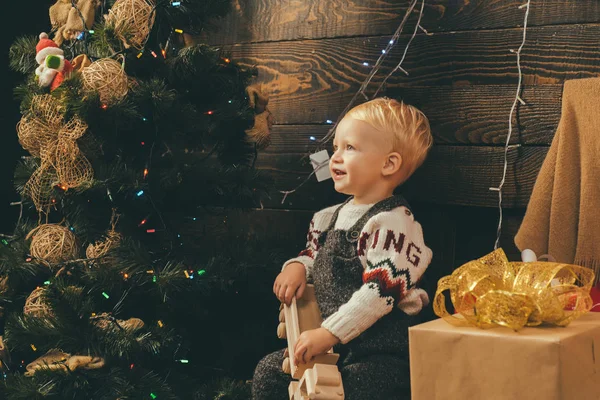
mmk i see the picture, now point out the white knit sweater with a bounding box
[282,200,433,344]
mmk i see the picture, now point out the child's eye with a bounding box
[346,144,354,150]
[333,145,338,152]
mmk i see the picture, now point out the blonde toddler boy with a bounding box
[252,98,434,400]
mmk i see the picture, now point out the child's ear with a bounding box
[382,152,402,176]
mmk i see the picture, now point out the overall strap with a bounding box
[324,196,354,232]
[346,195,412,243]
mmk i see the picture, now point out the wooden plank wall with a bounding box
[198,0,600,288]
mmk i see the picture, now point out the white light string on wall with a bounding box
[491,1,531,250]
[278,0,427,203]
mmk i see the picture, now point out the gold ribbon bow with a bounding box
[433,248,594,330]
[17,94,93,212]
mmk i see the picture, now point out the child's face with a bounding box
[330,117,392,199]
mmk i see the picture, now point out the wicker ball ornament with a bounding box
[105,0,155,50]
[27,224,78,265]
[24,287,52,317]
[86,230,122,259]
[81,58,129,105]
[86,211,121,260]
[24,286,82,318]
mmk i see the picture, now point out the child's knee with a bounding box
[342,355,410,400]
[254,349,284,378]
[252,349,289,400]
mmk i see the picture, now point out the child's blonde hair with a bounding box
[346,97,433,184]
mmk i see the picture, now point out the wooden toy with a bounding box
[278,284,344,399]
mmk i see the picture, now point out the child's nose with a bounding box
[331,150,343,163]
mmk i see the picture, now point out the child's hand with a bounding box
[273,262,307,305]
[294,327,339,365]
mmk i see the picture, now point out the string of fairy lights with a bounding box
[69,0,527,256]
[491,0,531,250]
[6,1,230,385]
[64,0,189,61]
[318,0,424,146]
[10,2,588,393]
[278,0,425,203]
[60,0,237,242]
[280,1,536,255]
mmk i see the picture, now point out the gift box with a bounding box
[409,312,600,400]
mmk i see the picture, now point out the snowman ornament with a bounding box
[35,32,73,91]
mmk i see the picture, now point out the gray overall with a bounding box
[253,196,417,400]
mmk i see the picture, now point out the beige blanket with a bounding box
[515,77,600,278]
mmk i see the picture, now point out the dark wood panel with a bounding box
[256,153,345,210]
[268,125,331,154]
[414,204,523,320]
[391,84,562,145]
[193,0,576,295]
[194,204,520,285]
[198,207,314,242]
[267,84,562,146]
[256,145,548,210]
[403,145,546,208]
[411,203,457,320]
[454,207,525,264]
[202,0,600,45]
[197,204,459,267]
[191,203,520,324]
[226,25,598,126]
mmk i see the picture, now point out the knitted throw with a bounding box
[515,77,600,280]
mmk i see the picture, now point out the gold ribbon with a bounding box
[433,248,594,330]
[17,95,93,212]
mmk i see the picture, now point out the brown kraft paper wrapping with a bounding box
[409,313,600,400]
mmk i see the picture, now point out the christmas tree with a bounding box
[1,0,282,398]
